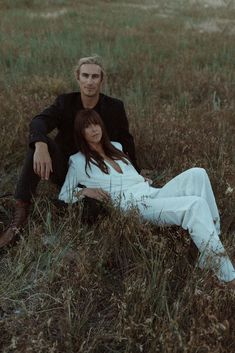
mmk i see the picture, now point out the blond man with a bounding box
[0,55,138,248]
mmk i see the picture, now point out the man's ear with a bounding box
[76,70,80,82]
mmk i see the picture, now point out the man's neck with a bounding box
[81,93,100,109]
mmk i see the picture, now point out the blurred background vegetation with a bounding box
[0,1,235,352]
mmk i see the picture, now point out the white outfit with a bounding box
[59,142,235,283]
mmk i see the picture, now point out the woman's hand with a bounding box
[144,177,153,185]
[80,188,110,202]
[140,169,153,185]
[33,142,53,180]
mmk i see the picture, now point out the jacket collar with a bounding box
[77,92,105,110]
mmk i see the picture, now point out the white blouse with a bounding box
[59,142,153,208]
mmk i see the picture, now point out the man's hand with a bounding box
[33,142,53,180]
[80,188,110,202]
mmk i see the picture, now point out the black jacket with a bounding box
[29,92,139,171]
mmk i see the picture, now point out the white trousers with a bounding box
[137,168,235,282]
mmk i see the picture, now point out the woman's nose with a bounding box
[91,125,97,132]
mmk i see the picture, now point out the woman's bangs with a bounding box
[83,114,101,128]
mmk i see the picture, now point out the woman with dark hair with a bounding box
[59,109,235,288]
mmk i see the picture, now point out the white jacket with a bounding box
[59,142,151,207]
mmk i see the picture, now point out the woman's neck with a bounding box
[89,142,105,156]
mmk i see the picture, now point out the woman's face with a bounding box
[84,123,102,145]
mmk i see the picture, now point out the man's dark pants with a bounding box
[15,138,107,224]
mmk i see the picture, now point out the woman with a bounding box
[59,109,235,288]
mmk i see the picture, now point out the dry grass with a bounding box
[0,1,235,352]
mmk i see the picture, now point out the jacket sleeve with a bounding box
[58,158,82,203]
[117,102,140,172]
[29,95,64,147]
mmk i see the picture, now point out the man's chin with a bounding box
[83,90,98,98]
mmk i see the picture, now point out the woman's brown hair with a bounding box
[74,109,130,176]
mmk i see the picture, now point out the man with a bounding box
[0,55,139,248]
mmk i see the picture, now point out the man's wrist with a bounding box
[34,141,47,147]
[35,141,48,150]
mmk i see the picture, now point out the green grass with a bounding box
[0,1,235,352]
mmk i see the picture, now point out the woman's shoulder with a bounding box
[69,151,85,164]
[111,141,123,151]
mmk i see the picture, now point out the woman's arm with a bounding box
[59,158,110,203]
[58,159,83,203]
[82,188,110,202]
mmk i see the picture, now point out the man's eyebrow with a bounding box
[81,73,100,77]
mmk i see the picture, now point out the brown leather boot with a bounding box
[0,200,30,249]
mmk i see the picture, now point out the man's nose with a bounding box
[87,76,93,84]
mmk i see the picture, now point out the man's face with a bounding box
[78,64,102,97]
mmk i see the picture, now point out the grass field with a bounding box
[0,0,235,352]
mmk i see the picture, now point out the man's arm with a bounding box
[29,94,65,179]
[33,142,53,180]
[29,95,64,148]
[117,101,140,172]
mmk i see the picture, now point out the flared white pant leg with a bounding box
[153,168,220,234]
[136,169,235,282]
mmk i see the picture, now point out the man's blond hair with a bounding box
[74,55,105,81]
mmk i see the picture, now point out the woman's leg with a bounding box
[153,168,220,234]
[138,195,235,283]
